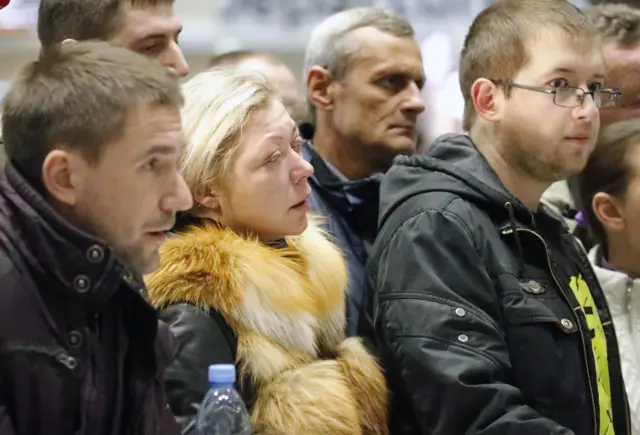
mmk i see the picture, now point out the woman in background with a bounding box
[578,118,640,434]
[145,69,388,435]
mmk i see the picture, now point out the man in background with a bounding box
[0,0,191,165]
[302,7,425,336]
[543,3,640,229]
[37,0,189,78]
[589,4,640,125]
[208,50,300,117]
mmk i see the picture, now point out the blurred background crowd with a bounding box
[0,0,599,144]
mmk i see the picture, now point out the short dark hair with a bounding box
[578,119,640,252]
[1,40,183,178]
[460,0,596,131]
[208,50,284,69]
[37,0,175,47]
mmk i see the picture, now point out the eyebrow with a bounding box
[546,67,606,80]
[137,26,183,41]
[139,144,179,160]
[268,124,299,143]
[375,64,426,80]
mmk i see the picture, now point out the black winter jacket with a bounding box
[367,134,630,434]
[0,163,180,435]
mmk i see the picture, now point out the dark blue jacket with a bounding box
[302,141,381,336]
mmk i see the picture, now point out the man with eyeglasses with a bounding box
[367,1,630,434]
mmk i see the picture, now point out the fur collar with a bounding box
[146,218,348,358]
[145,219,388,434]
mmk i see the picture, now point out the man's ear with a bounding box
[471,78,502,124]
[306,66,334,112]
[41,148,86,206]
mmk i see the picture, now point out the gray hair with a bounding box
[302,7,414,122]
[587,3,640,46]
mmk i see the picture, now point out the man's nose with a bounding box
[163,42,189,78]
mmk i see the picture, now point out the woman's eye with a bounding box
[292,137,302,152]
[268,152,282,163]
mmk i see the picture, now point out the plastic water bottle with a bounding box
[196,364,253,435]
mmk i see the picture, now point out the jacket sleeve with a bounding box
[373,210,574,435]
[159,304,235,435]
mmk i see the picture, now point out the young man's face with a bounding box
[496,29,604,183]
[109,3,189,78]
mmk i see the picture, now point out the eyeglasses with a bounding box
[492,80,622,109]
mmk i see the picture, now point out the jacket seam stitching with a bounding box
[379,293,503,333]
[387,207,479,253]
[393,332,504,369]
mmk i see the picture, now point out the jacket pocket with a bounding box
[500,279,587,411]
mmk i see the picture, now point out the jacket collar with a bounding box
[2,163,142,311]
[302,141,382,242]
[146,217,348,356]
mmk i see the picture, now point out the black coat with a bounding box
[367,134,631,434]
[0,163,180,435]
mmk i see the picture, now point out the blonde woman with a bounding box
[144,69,388,435]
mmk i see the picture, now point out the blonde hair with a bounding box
[179,68,274,198]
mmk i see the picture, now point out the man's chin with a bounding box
[384,138,418,156]
[138,252,161,276]
[114,246,161,277]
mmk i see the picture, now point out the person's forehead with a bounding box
[604,42,640,84]
[112,4,181,42]
[346,27,423,75]
[236,101,294,157]
[520,31,604,79]
[108,105,184,159]
[256,100,293,130]
[349,27,419,56]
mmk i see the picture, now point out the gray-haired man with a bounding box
[301,7,426,336]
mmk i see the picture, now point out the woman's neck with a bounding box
[605,236,640,278]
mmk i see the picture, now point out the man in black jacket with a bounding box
[368,0,630,434]
[0,41,192,434]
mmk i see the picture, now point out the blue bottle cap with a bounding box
[208,364,236,385]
